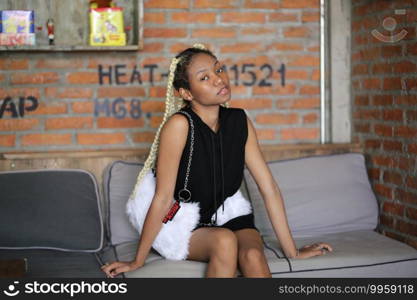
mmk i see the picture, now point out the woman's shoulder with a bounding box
[163,113,189,135]
[223,106,247,121]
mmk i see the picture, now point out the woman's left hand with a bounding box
[295,242,333,259]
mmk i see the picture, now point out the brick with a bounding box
[269,12,298,22]
[368,168,380,180]
[379,214,394,227]
[172,12,215,24]
[97,87,145,98]
[35,58,83,69]
[268,43,302,51]
[383,170,403,185]
[283,27,311,38]
[381,45,402,58]
[145,12,165,24]
[406,207,417,221]
[396,220,417,236]
[374,124,393,137]
[405,78,417,91]
[253,84,296,95]
[396,188,417,205]
[150,116,164,128]
[355,123,370,133]
[363,78,381,89]
[285,97,319,109]
[393,61,417,73]
[0,135,15,147]
[66,72,99,84]
[383,77,402,90]
[0,119,38,131]
[72,101,94,113]
[21,133,72,146]
[0,58,28,70]
[409,144,417,154]
[383,109,403,121]
[142,42,164,53]
[374,183,392,199]
[229,98,272,110]
[384,231,405,243]
[281,0,319,9]
[194,0,238,8]
[244,0,280,9]
[77,133,125,145]
[145,0,189,8]
[395,95,417,105]
[373,95,393,106]
[288,55,319,67]
[383,201,404,216]
[300,85,320,95]
[144,28,187,38]
[141,101,165,113]
[365,139,381,149]
[255,129,275,140]
[0,88,40,99]
[46,117,93,130]
[302,11,319,22]
[352,64,368,75]
[407,176,417,189]
[354,109,381,120]
[192,28,236,38]
[45,87,93,99]
[11,72,59,85]
[308,45,320,52]
[86,57,137,69]
[407,111,417,121]
[354,95,369,106]
[382,140,402,152]
[407,43,417,55]
[26,103,67,116]
[256,113,298,125]
[132,131,156,143]
[358,48,380,60]
[0,74,4,83]
[372,155,395,168]
[311,69,320,80]
[302,112,318,123]
[220,43,264,53]
[281,128,319,140]
[397,157,415,171]
[241,28,276,35]
[281,70,308,80]
[221,12,265,23]
[97,117,145,129]
[395,126,417,138]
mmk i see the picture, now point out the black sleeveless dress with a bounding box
[173,104,257,232]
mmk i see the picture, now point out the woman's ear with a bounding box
[179,88,193,101]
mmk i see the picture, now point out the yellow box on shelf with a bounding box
[89,6,126,46]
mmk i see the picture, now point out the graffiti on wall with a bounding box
[0,96,39,118]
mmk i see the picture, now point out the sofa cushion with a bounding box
[264,230,417,277]
[101,241,289,278]
[103,161,142,245]
[244,153,379,238]
[0,169,103,252]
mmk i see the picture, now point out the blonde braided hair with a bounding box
[129,43,229,200]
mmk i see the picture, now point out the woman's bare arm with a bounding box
[102,114,189,277]
[244,116,333,259]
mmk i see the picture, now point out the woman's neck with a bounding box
[190,104,220,132]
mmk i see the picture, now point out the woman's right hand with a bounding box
[101,261,143,278]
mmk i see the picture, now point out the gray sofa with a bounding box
[1,152,417,277]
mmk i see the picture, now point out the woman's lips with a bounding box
[217,86,229,95]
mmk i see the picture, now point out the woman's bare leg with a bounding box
[234,229,271,278]
[187,227,238,278]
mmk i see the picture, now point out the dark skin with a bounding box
[101,53,333,278]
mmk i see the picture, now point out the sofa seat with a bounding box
[0,249,105,278]
[100,241,290,278]
[263,230,417,277]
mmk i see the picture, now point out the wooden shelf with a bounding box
[0,0,143,52]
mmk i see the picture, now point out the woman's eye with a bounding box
[201,75,209,81]
[216,66,225,73]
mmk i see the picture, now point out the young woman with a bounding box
[101,44,333,278]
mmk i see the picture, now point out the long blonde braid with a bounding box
[129,43,229,200]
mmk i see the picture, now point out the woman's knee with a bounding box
[239,247,265,267]
[210,228,238,259]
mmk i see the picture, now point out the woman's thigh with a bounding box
[187,227,236,262]
[234,228,265,254]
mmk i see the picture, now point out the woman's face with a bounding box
[183,53,231,105]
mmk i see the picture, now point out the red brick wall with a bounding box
[0,0,320,151]
[351,0,417,248]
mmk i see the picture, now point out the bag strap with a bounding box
[175,110,194,203]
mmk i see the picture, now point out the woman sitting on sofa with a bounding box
[101,44,333,278]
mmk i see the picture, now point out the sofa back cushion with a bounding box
[103,161,141,245]
[0,169,103,252]
[244,153,379,238]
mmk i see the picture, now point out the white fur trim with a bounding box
[126,170,252,260]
